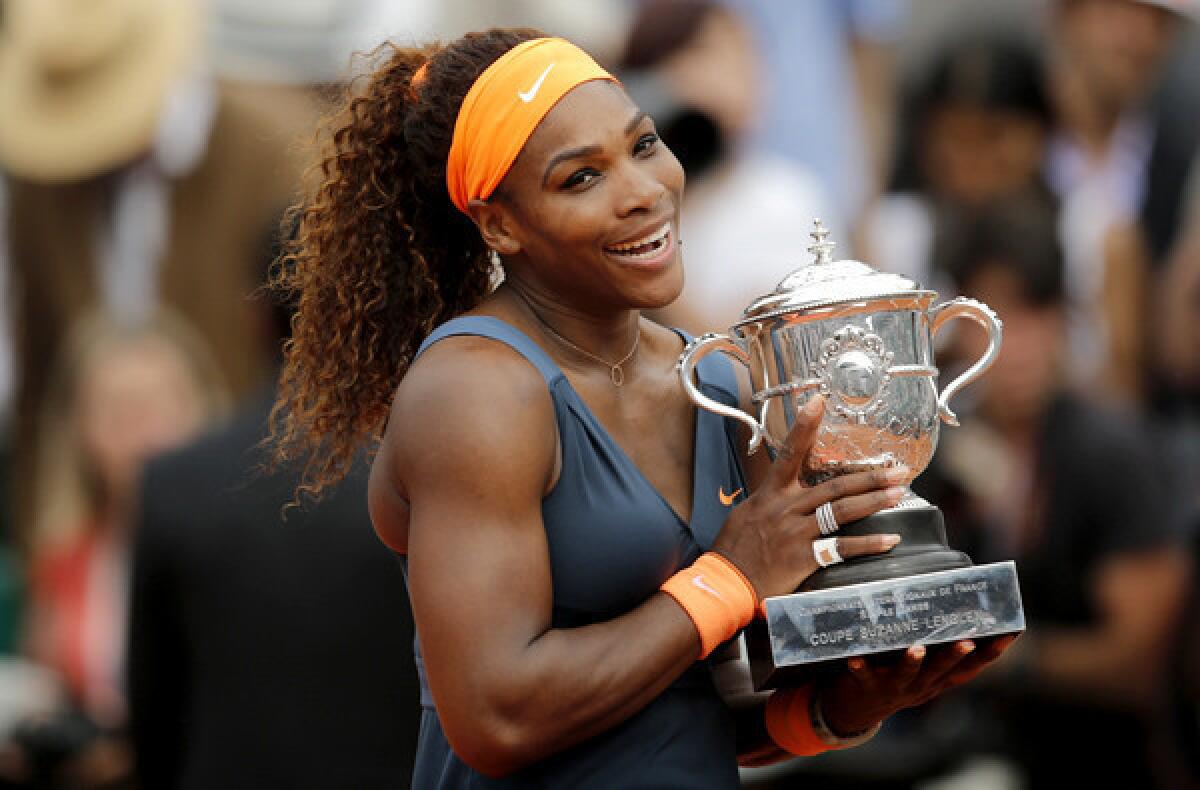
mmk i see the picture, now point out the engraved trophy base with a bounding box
[745,505,1025,690]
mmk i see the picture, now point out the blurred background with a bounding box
[0,0,1197,787]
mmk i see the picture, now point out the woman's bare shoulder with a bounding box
[395,332,553,424]
[368,333,558,551]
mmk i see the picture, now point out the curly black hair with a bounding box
[266,28,544,503]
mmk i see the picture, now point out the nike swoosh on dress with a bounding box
[718,487,743,507]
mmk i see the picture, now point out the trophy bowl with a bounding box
[679,219,1025,689]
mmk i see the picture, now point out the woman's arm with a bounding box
[376,338,903,777]
[378,340,695,776]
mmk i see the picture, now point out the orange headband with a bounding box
[445,37,617,214]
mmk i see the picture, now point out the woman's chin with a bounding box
[630,262,685,311]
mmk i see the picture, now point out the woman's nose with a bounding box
[614,162,667,217]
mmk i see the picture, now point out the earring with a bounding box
[488,249,505,290]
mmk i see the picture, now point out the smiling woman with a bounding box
[266,28,1013,789]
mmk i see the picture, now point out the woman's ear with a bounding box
[467,199,522,257]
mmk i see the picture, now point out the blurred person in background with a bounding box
[617,0,838,335]
[1154,160,1200,786]
[1139,18,1200,271]
[1156,155,1200,417]
[0,0,307,545]
[1154,157,1200,478]
[863,33,1054,300]
[125,233,421,789]
[1044,0,1190,403]
[726,0,906,233]
[0,3,22,677]
[13,312,226,787]
[206,0,427,163]
[720,0,907,234]
[917,199,1193,789]
[429,0,631,66]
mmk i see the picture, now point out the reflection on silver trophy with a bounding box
[678,219,1025,690]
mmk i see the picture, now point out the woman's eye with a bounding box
[563,168,599,189]
[634,133,659,155]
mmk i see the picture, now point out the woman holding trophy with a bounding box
[267,30,1014,787]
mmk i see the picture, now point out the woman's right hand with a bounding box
[711,396,908,599]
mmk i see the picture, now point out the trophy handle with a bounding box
[929,298,1003,427]
[677,332,767,454]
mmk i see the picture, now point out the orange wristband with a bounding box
[766,685,880,755]
[660,552,757,659]
[764,685,831,756]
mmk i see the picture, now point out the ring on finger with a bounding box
[813,537,843,568]
[816,502,839,536]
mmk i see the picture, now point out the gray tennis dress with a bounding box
[405,316,749,788]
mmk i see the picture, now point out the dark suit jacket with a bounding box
[127,390,419,789]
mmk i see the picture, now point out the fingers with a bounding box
[829,634,1019,721]
[803,465,909,509]
[894,645,926,688]
[827,487,907,526]
[765,395,824,488]
[835,533,902,561]
[942,634,1019,687]
[979,633,1019,659]
[922,640,976,686]
[841,644,925,694]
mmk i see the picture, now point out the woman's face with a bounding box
[485,80,686,313]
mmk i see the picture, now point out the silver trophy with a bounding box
[678,219,1025,689]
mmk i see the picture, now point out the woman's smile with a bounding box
[602,221,677,269]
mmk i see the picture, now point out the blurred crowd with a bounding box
[0,0,1196,788]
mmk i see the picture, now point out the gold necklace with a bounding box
[516,290,640,386]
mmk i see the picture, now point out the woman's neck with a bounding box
[503,281,642,367]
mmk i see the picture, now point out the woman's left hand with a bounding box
[817,634,1019,736]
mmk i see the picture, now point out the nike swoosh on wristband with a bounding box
[718,487,743,507]
[517,63,555,103]
[692,575,723,599]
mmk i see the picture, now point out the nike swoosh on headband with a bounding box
[518,63,555,103]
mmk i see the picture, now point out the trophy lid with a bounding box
[739,219,932,322]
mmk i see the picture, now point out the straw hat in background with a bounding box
[0,0,203,183]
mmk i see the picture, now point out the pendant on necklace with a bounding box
[611,365,625,386]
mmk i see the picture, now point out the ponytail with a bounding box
[266,29,543,504]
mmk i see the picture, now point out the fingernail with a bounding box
[885,466,909,483]
[848,658,865,671]
[883,534,902,549]
[909,646,926,659]
[959,641,976,654]
[885,486,906,500]
[804,395,824,416]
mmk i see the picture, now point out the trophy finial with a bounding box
[807,218,836,265]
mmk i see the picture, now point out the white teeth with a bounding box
[606,223,671,257]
